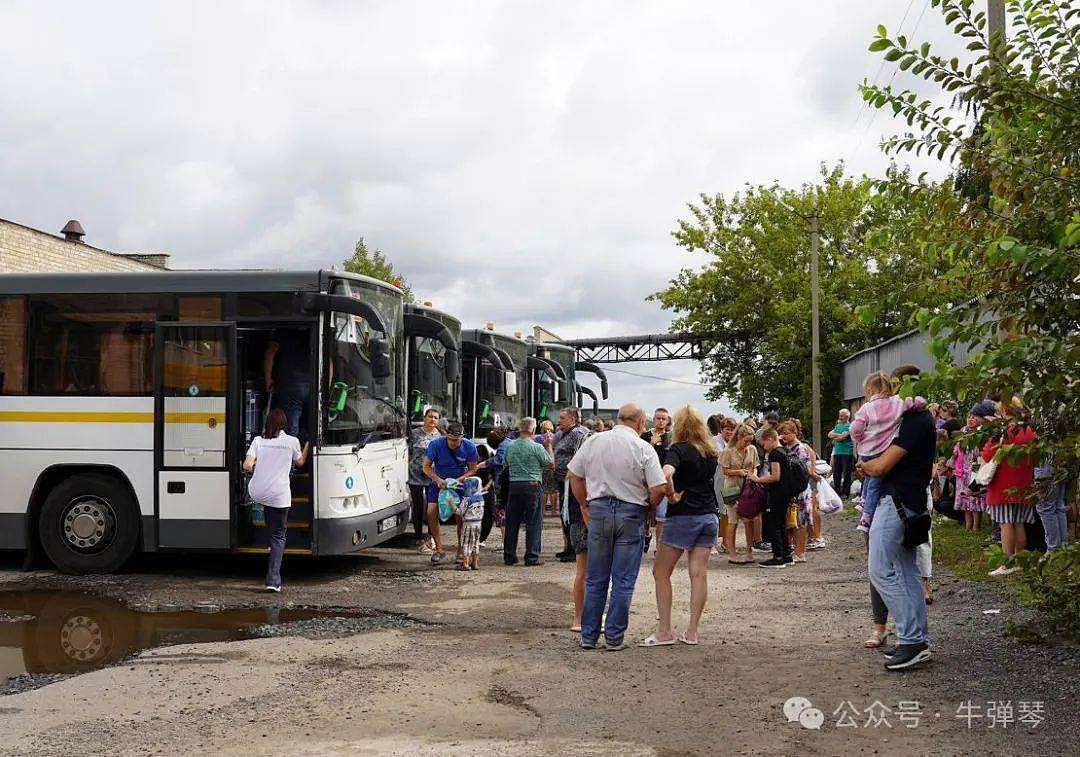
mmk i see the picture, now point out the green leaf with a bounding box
[869,38,892,52]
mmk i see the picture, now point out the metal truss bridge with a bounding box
[560,333,715,363]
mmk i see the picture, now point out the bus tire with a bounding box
[38,473,139,575]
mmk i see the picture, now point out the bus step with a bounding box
[291,496,310,505]
[233,546,313,556]
[250,520,311,530]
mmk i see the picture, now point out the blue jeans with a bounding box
[1036,485,1068,551]
[504,481,543,564]
[869,495,928,645]
[581,497,646,646]
[861,471,882,521]
[275,381,310,444]
[265,505,290,588]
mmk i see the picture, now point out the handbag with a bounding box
[736,480,766,519]
[720,477,743,502]
[892,496,932,548]
[972,456,998,490]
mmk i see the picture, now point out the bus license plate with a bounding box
[379,515,397,532]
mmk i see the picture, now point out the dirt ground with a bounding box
[0,516,1077,756]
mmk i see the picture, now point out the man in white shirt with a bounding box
[568,403,666,650]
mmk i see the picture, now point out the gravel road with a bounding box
[0,516,1076,755]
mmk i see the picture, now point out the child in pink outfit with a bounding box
[851,372,926,531]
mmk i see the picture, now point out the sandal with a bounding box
[863,629,890,648]
[678,634,699,646]
[570,624,582,632]
[637,633,677,647]
[728,555,751,564]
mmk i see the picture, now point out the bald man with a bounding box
[567,402,667,650]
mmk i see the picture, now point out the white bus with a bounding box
[0,270,410,573]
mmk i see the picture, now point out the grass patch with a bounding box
[931,516,997,582]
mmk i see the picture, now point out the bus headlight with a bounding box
[328,494,367,514]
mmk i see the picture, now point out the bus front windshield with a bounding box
[324,280,405,445]
[411,335,457,420]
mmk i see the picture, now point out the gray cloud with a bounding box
[1,1,958,418]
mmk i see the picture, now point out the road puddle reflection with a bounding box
[0,590,392,679]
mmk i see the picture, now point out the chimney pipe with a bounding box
[61,219,85,242]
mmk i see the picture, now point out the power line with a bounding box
[855,0,932,156]
[604,367,704,388]
[851,0,918,131]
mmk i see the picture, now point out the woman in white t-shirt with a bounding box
[244,408,309,591]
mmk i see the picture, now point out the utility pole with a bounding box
[810,212,821,455]
[987,0,1005,49]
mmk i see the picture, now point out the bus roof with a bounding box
[0,269,402,297]
[404,302,462,329]
[463,328,528,347]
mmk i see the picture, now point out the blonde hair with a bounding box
[864,371,893,399]
[538,419,554,433]
[672,405,719,458]
[997,395,1026,420]
[733,423,755,443]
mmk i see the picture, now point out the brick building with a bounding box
[0,217,169,273]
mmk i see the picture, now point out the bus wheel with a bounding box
[38,474,139,574]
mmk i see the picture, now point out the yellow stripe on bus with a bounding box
[164,412,226,425]
[0,411,225,424]
[0,411,154,423]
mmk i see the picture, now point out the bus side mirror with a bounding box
[371,337,392,379]
[504,371,518,397]
[445,351,460,383]
[552,383,561,403]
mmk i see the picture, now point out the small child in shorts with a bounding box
[456,476,487,571]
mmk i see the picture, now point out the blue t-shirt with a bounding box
[424,436,479,479]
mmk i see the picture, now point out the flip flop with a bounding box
[637,634,676,647]
[678,634,699,646]
[570,624,582,632]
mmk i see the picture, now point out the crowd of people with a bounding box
[389,362,1075,671]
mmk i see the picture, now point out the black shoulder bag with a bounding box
[890,491,932,548]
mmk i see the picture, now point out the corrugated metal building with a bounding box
[840,314,988,407]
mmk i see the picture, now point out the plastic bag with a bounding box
[816,477,843,514]
[438,479,460,521]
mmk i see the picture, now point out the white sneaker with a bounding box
[987,565,1020,577]
[265,585,281,592]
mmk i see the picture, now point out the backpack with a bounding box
[778,446,810,500]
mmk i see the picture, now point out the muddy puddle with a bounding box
[1,590,425,692]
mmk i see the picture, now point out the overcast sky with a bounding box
[0,1,961,418]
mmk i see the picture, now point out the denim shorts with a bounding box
[660,513,719,550]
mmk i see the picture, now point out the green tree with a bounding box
[862,0,1080,474]
[650,165,950,445]
[343,237,415,303]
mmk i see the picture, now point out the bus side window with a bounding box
[0,296,26,395]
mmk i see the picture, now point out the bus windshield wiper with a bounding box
[369,394,406,418]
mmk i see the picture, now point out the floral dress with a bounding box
[952,435,987,512]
